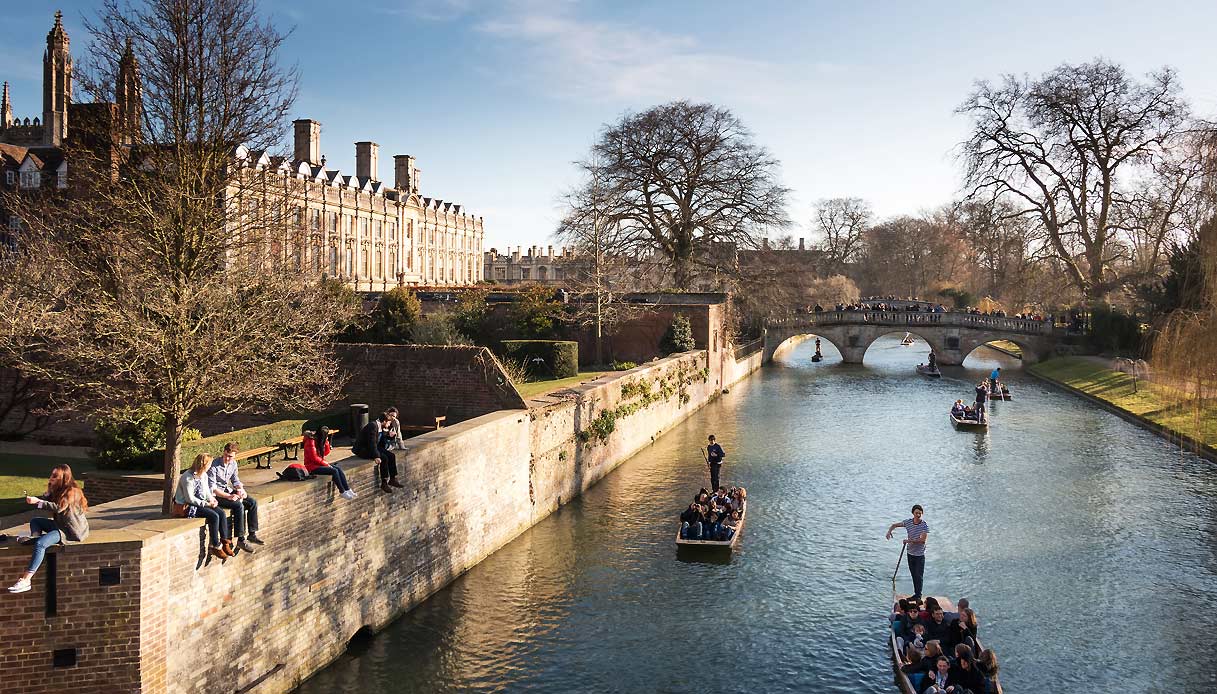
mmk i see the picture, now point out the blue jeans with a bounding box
[191,505,230,547]
[312,465,350,492]
[681,521,702,540]
[27,517,61,574]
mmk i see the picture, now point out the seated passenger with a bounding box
[719,509,742,540]
[976,649,999,682]
[901,648,923,674]
[949,607,979,652]
[921,605,951,644]
[893,599,920,637]
[919,641,944,674]
[7,464,90,594]
[948,648,986,693]
[918,656,951,693]
[701,503,722,539]
[175,454,233,563]
[950,400,966,417]
[680,503,702,540]
[303,427,356,499]
[896,622,927,662]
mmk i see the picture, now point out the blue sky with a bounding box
[4,1,1217,250]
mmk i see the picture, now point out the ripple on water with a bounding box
[297,337,1217,693]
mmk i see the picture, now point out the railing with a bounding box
[733,337,764,359]
[766,311,1056,336]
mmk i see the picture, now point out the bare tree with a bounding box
[564,101,790,290]
[959,59,1197,304]
[812,197,871,273]
[0,0,357,513]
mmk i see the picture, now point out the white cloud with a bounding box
[474,3,787,105]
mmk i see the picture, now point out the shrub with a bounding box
[1088,304,1145,356]
[410,312,471,345]
[363,287,422,343]
[660,315,696,354]
[454,287,494,346]
[501,340,578,379]
[92,404,201,470]
[510,285,563,339]
[611,360,638,370]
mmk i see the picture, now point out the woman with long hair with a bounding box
[175,454,233,563]
[303,427,355,499]
[8,464,90,593]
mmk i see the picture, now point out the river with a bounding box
[297,334,1217,693]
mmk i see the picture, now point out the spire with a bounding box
[116,36,142,145]
[42,10,72,146]
[1,82,11,130]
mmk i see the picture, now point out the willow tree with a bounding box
[959,59,1197,305]
[0,0,357,513]
[562,101,790,290]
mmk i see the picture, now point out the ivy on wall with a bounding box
[576,358,710,445]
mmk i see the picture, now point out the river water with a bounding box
[297,335,1217,693]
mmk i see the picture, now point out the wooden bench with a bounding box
[399,416,446,434]
[276,429,341,461]
[236,445,281,470]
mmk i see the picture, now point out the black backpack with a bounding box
[276,467,310,482]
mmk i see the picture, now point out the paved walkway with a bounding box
[0,441,90,459]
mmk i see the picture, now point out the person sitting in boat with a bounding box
[897,621,928,663]
[699,503,719,539]
[919,656,951,693]
[694,489,710,506]
[730,487,745,511]
[921,604,952,644]
[976,649,999,682]
[713,487,732,510]
[951,400,966,418]
[680,503,703,540]
[719,509,742,540]
[949,607,979,653]
[948,647,986,694]
[919,641,945,674]
[893,599,921,638]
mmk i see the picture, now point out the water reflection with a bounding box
[297,335,1217,694]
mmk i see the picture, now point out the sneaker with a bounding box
[16,534,32,546]
[7,577,31,593]
[247,533,265,546]
[380,481,394,494]
[340,490,357,500]
[237,540,257,554]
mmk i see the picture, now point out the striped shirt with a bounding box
[903,518,929,556]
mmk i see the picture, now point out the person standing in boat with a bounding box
[706,435,726,491]
[989,367,1001,393]
[886,504,930,600]
[974,381,988,423]
[928,351,937,369]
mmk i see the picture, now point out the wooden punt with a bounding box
[950,413,988,428]
[675,501,746,550]
[811,354,823,362]
[916,364,941,378]
[888,595,1003,694]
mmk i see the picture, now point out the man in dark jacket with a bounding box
[921,604,952,644]
[353,417,400,494]
[706,435,726,491]
[948,648,986,694]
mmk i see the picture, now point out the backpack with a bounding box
[276,466,310,482]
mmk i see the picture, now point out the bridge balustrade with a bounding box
[767,311,1055,336]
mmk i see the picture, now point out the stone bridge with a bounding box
[763,311,1060,365]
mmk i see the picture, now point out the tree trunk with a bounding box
[595,292,604,366]
[162,413,184,516]
[673,257,693,291]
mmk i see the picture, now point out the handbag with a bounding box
[170,501,189,518]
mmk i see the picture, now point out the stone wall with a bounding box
[0,344,760,694]
[81,473,162,506]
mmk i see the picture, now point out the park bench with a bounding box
[276,429,341,462]
[237,445,281,470]
[399,415,446,434]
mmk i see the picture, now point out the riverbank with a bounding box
[0,344,762,694]
[1028,357,1217,460]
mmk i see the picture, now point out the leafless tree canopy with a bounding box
[0,0,355,512]
[959,59,1198,304]
[564,101,790,290]
[812,197,871,273]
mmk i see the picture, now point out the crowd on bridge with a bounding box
[804,300,1053,323]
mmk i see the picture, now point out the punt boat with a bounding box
[916,364,941,378]
[675,501,746,551]
[950,412,988,429]
[888,595,1003,694]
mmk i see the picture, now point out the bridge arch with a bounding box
[859,330,947,364]
[769,332,845,362]
[958,333,1040,364]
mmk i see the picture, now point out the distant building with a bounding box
[483,245,587,285]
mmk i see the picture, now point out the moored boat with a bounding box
[916,364,941,378]
[811,353,823,362]
[888,595,1003,694]
[675,500,746,550]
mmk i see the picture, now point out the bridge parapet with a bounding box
[767,311,1056,336]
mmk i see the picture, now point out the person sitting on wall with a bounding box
[352,416,394,493]
[175,454,233,563]
[208,442,264,553]
[385,406,405,449]
[376,413,404,493]
[304,427,356,500]
[7,464,90,594]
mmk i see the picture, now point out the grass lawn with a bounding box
[516,371,612,399]
[1030,357,1217,448]
[0,454,97,518]
[988,340,1023,357]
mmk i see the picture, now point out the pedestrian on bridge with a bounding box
[706,435,726,491]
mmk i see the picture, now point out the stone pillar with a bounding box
[356,141,379,181]
[294,119,321,164]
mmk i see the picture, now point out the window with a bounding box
[8,216,21,231]
[496,267,506,280]
[345,247,353,277]
[521,268,530,280]
[328,212,338,234]
[329,246,338,275]
[56,170,67,189]
[375,250,383,278]
[374,220,382,240]
[19,171,39,189]
[4,171,13,185]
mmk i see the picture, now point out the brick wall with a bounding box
[82,473,162,505]
[0,344,761,694]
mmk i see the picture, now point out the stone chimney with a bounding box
[393,154,419,193]
[1,82,11,129]
[293,119,321,164]
[355,141,379,181]
[762,237,770,250]
[512,247,520,262]
[547,245,553,257]
[799,237,805,250]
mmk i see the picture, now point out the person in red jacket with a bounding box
[294,427,356,499]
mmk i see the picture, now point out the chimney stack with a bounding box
[547,245,553,257]
[798,237,805,250]
[293,119,321,165]
[355,141,379,181]
[393,155,419,193]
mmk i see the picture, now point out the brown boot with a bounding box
[221,539,236,557]
[209,546,228,564]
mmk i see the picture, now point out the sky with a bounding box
[4,1,1217,251]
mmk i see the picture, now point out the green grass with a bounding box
[988,340,1023,357]
[1030,357,1217,448]
[0,454,97,518]
[516,371,612,399]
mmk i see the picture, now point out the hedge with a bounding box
[135,419,308,470]
[501,340,578,379]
